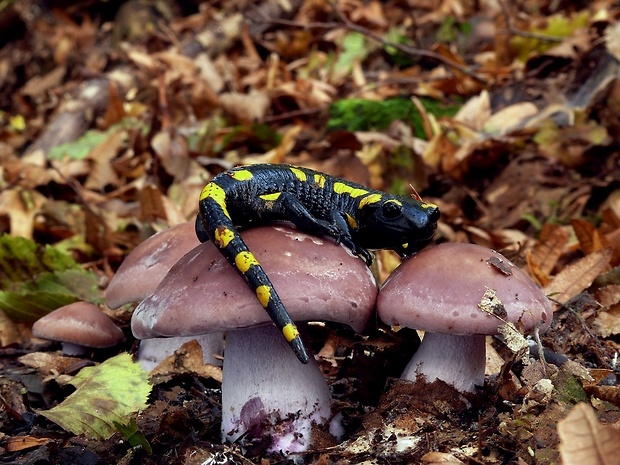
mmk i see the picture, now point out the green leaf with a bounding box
[48,129,109,160]
[335,32,368,73]
[114,418,152,453]
[40,353,152,439]
[0,235,100,322]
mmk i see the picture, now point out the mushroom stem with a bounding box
[221,324,332,454]
[401,333,486,392]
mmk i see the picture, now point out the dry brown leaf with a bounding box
[526,250,550,287]
[0,187,48,239]
[482,102,538,135]
[543,248,613,305]
[151,340,222,383]
[571,219,610,255]
[454,89,491,132]
[592,306,620,338]
[4,436,53,452]
[219,90,271,124]
[584,385,620,409]
[531,223,569,275]
[420,451,465,464]
[594,284,620,308]
[84,130,124,190]
[558,402,620,465]
[17,352,82,376]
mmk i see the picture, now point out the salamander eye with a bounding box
[382,201,402,219]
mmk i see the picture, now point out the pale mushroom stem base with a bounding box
[222,324,332,454]
[137,333,224,371]
[401,333,486,392]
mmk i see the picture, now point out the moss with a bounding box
[327,97,459,136]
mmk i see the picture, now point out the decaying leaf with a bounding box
[543,248,613,304]
[40,353,151,439]
[558,402,620,465]
[497,322,529,355]
[0,235,99,322]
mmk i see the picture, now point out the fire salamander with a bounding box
[196,163,439,364]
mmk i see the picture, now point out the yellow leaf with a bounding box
[40,353,151,439]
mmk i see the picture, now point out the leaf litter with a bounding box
[2,0,620,464]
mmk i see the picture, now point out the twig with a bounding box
[498,0,564,43]
[265,6,487,85]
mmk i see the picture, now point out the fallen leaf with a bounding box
[571,219,610,255]
[530,223,569,275]
[150,339,222,384]
[558,402,620,465]
[40,353,152,439]
[4,435,53,452]
[592,306,620,338]
[543,248,613,305]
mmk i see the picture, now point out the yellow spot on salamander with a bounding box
[259,192,282,201]
[200,182,230,218]
[230,169,254,181]
[358,193,383,208]
[421,202,438,209]
[256,285,271,307]
[402,243,409,250]
[313,174,326,188]
[385,199,403,207]
[235,251,259,273]
[282,323,299,343]
[345,213,358,230]
[290,167,307,182]
[333,182,369,198]
[214,226,235,248]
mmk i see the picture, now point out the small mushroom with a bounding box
[105,221,223,369]
[131,225,377,454]
[32,301,125,355]
[377,243,553,392]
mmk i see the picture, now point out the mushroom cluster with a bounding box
[84,217,554,457]
[131,224,378,454]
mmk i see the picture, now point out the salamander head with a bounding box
[355,196,439,256]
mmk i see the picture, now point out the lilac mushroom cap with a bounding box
[105,221,222,369]
[377,242,553,392]
[131,225,377,454]
[106,221,199,309]
[32,301,125,355]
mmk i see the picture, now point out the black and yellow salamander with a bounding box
[196,163,440,364]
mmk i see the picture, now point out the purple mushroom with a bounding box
[377,242,553,392]
[131,225,377,454]
[105,221,223,369]
[32,301,125,355]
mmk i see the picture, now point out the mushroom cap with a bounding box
[377,243,552,335]
[32,301,125,348]
[106,221,199,308]
[131,225,377,339]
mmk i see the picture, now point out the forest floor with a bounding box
[2,0,620,464]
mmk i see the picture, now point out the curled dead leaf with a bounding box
[543,248,613,305]
[558,402,620,465]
